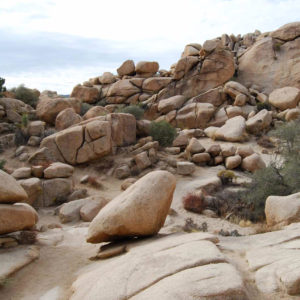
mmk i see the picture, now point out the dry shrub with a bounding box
[183,191,206,213]
[87,176,102,189]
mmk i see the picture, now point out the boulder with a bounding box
[70,85,99,103]
[173,56,199,80]
[106,80,140,103]
[177,161,195,175]
[203,38,222,53]
[18,178,42,206]
[0,170,28,204]
[270,21,300,41]
[269,87,300,110]
[28,147,59,166]
[238,24,300,93]
[182,44,200,57]
[242,153,266,173]
[214,116,246,142]
[246,109,273,134]
[80,198,109,222]
[115,165,131,179]
[117,60,135,76]
[236,145,254,158]
[28,121,45,137]
[225,155,242,170]
[55,108,82,131]
[135,61,159,76]
[265,192,300,226]
[185,137,205,154]
[142,77,172,93]
[158,95,186,114]
[224,81,249,99]
[176,103,215,129]
[134,151,151,170]
[42,178,73,207]
[207,144,221,157]
[0,203,38,234]
[121,178,137,190]
[87,170,176,243]
[99,72,116,84]
[37,95,81,124]
[221,145,237,157]
[11,167,32,179]
[43,162,74,178]
[0,98,33,123]
[83,106,109,120]
[192,153,211,164]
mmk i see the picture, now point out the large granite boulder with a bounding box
[87,170,176,243]
[0,203,38,234]
[269,87,300,110]
[0,170,28,204]
[71,84,100,103]
[238,22,300,93]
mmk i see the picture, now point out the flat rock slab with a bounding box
[0,246,39,283]
[71,232,238,300]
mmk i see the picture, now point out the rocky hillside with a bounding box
[0,21,300,300]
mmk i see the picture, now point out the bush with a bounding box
[11,85,39,107]
[80,103,92,116]
[43,128,57,138]
[149,121,177,147]
[242,119,300,221]
[183,192,206,213]
[257,101,271,111]
[0,77,6,97]
[0,159,6,170]
[119,105,144,120]
[217,170,237,185]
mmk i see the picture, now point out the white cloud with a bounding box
[1,0,299,93]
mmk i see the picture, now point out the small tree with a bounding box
[149,121,177,147]
[0,77,6,97]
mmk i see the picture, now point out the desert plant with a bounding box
[0,159,6,170]
[217,170,237,185]
[11,84,39,107]
[80,103,92,116]
[0,77,6,97]
[118,105,144,120]
[149,121,177,147]
[257,101,271,111]
[241,120,300,221]
[183,192,206,213]
[96,99,107,107]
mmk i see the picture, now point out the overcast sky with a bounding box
[1,0,299,94]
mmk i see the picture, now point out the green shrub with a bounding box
[242,119,300,221]
[80,103,92,116]
[217,170,237,185]
[119,105,144,120]
[96,99,107,107]
[11,84,39,107]
[149,121,177,147]
[257,101,271,111]
[0,77,6,97]
[0,159,6,170]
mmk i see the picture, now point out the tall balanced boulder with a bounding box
[0,170,28,204]
[87,170,176,243]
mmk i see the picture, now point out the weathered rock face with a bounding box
[176,103,215,129]
[135,61,159,77]
[142,77,172,94]
[36,93,81,124]
[83,106,109,120]
[265,192,300,226]
[269,87,300,110]
[39,113,135,165]
[70,84,99,103]
[0,203,38,234]
[238,23,300,93]
[99,72,116,85]
[87,170,176,243]
[158,47,234,100]
[55,108,82,131]
[0,170,28,204]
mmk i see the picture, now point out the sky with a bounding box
[0,0,299,94]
